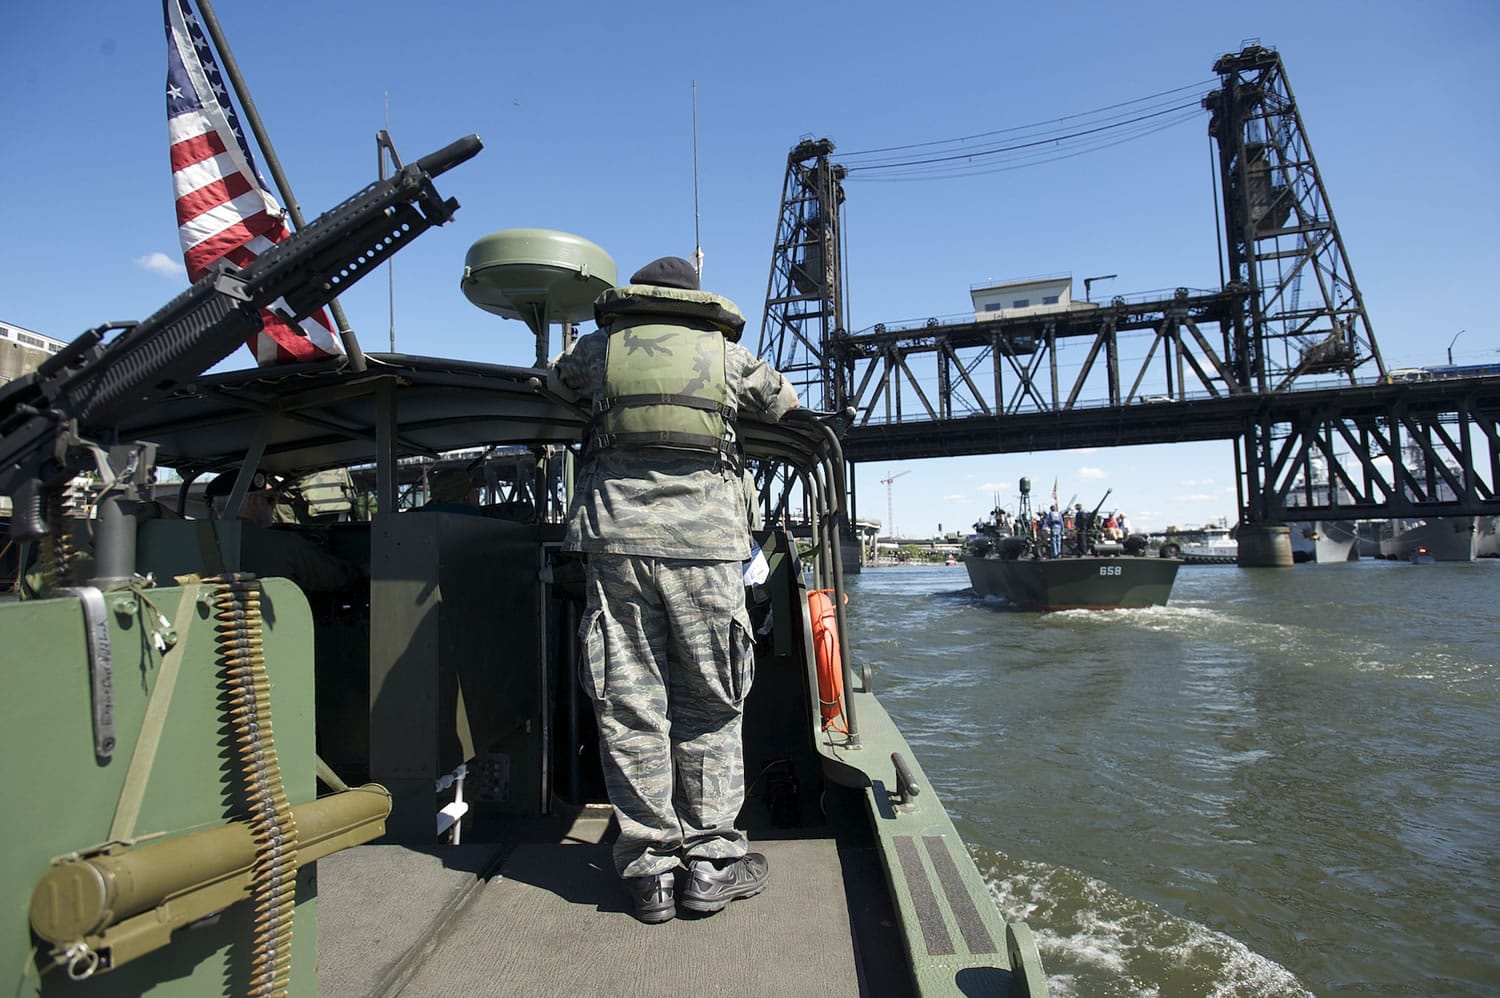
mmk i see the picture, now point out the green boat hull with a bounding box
[966,554,1181,610]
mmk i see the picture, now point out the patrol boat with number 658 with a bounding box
[966,480,1181,610]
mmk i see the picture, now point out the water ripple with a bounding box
[842,562,1500,995]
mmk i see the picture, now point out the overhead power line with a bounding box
[852,110,1202,182]
[841,79,1215,158]
[840,79,1215,181]
[844,100,1202,174]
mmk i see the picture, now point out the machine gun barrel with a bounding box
[0,134,482,539]
[411,133,484,178]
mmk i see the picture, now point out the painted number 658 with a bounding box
[1099,565,1122,576]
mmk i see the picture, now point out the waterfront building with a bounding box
[0,320,64,387]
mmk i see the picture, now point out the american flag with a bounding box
[162,0,343,364]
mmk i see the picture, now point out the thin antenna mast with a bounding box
[383,92,395,352]
[692,81,703,279]
[376,106,405,353]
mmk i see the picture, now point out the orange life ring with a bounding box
[808,588,847,731]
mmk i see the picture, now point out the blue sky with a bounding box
[3,1,1496,535]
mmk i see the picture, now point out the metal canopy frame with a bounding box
[116,354,842,528]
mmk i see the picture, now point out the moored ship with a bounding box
[1378,515,1497,562]
[1173,521,1239,565]
[1285,457,1359,563]
[1288,519,1360,563]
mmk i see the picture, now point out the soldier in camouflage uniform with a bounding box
[549,256,798,923]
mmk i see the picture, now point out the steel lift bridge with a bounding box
[756,45,1500,559]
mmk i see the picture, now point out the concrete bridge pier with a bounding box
[1237,524,1293,567]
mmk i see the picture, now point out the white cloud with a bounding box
[942,494,968,504]
[977,481,1011,492]
[1174,493,1216,502]
[1077,466,1108,480]
[1179,478,1216,486]
[137,252,185,278]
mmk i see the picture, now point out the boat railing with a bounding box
[783,407,859,743]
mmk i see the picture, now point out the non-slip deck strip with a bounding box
[894,835,954,955]
[923,834,996,954]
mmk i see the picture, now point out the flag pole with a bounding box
[379,97,399,354]
[193,0,366,371]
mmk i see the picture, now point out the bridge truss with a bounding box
[757,47,1496,528]
[840,377,1500,524]
[1244,378,1500,523]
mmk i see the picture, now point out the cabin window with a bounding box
[983,303,1001,312]
[1012,298,1029,308]
[1042,294,1059,305]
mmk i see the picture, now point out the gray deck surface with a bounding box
[318,819,865,998]
[317,842,506,998]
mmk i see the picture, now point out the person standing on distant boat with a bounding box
[1044,503,1065,557]
[549,255,799,925]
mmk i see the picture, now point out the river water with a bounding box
[843,559,1499,997]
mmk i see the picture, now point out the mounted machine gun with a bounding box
[0,134,481,586]
[0,135,480,991]
[1077,487,1113,554]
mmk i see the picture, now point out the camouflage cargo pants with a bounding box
[579,553,755,878]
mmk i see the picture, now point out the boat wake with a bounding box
[974,849,1312,998]
[1065,598,1492,690]
[1032,602,1220,629]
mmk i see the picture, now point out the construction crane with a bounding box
[880,469,910,539]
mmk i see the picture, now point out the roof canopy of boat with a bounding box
[117,353,837,487]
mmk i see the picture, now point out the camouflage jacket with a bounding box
[552,319,796,561]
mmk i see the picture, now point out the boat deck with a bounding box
[317,811,908,997]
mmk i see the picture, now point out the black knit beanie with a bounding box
[629,256,700,291]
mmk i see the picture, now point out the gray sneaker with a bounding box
[622,871,676,924]
[679,853,769,913]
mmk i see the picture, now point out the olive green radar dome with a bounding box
[461,228,617,336]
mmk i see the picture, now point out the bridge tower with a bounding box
[1206,45,1393,551]
[757,138,848,411]
[1204,44,1386,392]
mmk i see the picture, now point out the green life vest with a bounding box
[587,284,745,464]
